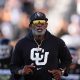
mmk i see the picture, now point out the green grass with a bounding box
[0,75,11,80]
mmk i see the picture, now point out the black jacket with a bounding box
[10,30,72,80]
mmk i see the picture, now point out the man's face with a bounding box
[30,20,48,36]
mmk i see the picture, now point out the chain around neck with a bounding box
[34,38,44,48]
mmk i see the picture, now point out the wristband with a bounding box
[18,69,23,75]
[59,68,65,75]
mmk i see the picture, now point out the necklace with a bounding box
[34,38,44,48]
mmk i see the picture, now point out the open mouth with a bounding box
[37,28,43,32]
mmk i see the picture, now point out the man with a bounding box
[10,12,72,80]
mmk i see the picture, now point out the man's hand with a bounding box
[48,69,62,80]
[21,63,35,75]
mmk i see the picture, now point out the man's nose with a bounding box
[37,24,43,27]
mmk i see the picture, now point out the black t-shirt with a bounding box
[10,31,72,80]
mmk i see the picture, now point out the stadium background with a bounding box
[0,0,80,80]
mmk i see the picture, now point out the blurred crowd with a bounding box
[0,0,80,80]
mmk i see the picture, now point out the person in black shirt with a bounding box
[10,12,72,80]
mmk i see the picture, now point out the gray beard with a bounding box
[31,29,46,36]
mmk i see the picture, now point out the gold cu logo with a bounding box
[30,48,49,65]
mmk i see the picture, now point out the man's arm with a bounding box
[48,39,72,80]
[58,39,72,76]
[10,40,35,78]
[10,41,24,75]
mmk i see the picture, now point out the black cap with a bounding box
[30,12,48,23]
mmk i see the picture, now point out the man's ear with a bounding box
[29,24,32,29]
[46,22,48,25]
[29,23,32,27]
[45,22,48,28]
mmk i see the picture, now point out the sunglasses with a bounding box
[32,20,47,25]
